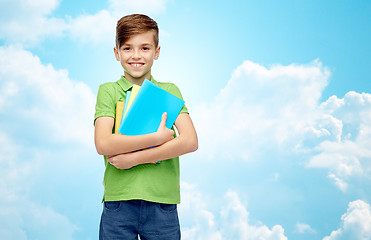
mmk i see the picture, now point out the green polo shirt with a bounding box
[94,76,188,204]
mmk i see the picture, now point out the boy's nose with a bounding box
[132,50,141,59]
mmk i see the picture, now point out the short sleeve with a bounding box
[170,84,189,114]
[94,83,116,125]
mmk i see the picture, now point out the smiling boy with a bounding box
[94,14,198,239]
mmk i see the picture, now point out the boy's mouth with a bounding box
[129,63,144,68]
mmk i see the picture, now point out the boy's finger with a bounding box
[160,112,167,127]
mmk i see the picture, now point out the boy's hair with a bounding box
[116,14,159,48]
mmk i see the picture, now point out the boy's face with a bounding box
[114,30,160,84]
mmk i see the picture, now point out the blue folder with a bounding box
[118,80,185,136]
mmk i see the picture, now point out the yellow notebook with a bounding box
[114,101,125,134]
[124,84,140,119]
[114,84,140,134]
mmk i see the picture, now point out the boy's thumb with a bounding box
[160,112,167,127]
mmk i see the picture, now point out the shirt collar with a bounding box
[117,75,157,91]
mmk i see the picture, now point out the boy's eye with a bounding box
[142,47,150,51]
[122,47,131,51]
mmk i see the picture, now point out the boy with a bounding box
[94,14,198,239]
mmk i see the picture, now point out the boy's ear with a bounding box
[113,46,120,61]
[154,46,160,60]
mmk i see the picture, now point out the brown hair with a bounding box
[116,14,159,48]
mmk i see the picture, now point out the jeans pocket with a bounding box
[159,203,177,213]
[104,201,121,211]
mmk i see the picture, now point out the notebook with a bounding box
[114,90,131,134]
[118,79,185,136]
[114,101,125,134]
[123,84,140,119]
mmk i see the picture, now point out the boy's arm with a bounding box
[94,113,175,156]
[107,113,198,169]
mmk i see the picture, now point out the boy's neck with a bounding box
[124,74,151,86]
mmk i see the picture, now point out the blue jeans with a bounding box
[99,200,181,240]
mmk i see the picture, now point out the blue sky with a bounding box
[1,0,371,239]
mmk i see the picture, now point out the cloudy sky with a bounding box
[1,0,371,239]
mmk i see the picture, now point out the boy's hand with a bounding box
[156,112,174,144]
[107,153,138,170]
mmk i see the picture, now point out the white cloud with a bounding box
[193,59,331,162]
[67,10,116,45]
[323,200,371,240]
[0,0,170,45]
[0,198,77,240]
[0,45,95,146]
[295,222,316,234]
[221,191,287,240]
[179,183,287,240]
[328,174,348,192]
[0,132,77,239]
[69,0,170,44]
[192,59,371,192]
[0,45,101,238]
[0,0,67,45]
[307,92,371,191]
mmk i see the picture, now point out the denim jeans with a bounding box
[99,200,181,240]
